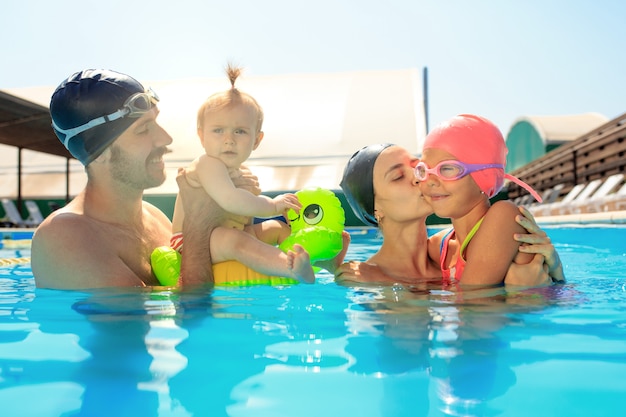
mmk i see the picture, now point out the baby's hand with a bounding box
[273,193,301,214]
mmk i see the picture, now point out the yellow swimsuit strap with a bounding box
[459,217,485,260]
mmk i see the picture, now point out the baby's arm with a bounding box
[210,227,315,283]
[193,155,300,217]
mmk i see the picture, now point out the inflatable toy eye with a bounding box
[303,204,323,225]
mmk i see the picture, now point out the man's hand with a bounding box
[176,168,223,285]
[233,165,261,196]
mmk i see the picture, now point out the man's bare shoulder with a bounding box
[33,208,97,244]
[31,207,148,289]
[142,200,172,226]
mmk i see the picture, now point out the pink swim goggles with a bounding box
[414,160,501,182]
[415,159,543,202]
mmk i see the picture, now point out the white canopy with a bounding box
[1,69,426,198]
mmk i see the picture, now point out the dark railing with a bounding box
[508,112,626,200]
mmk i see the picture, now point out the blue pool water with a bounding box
[1,226,625,417]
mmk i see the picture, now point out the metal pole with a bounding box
[423,67,430,134]
[17,148,23,217]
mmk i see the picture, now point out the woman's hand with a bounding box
[504,253,552,287]
[314,231,351,274]
[335,260,379,284]
[334,258,400,286]
[513,206,565,282]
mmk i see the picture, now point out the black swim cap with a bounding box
[340,143,394,226]
[50,69,148,166]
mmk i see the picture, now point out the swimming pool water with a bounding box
[1,227,625,417]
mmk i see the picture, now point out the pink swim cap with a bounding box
[423,114,542,202]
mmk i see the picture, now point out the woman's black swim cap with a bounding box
[340,143,394,226]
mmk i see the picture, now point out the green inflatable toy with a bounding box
[279,187,345,261]
[151,246,181,287]
[150,187,345,286]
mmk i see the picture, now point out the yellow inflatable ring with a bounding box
[213,260,299,286]
[151,247,298,287]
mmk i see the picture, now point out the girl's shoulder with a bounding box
[487,199,520,217]
[481,200,524,233]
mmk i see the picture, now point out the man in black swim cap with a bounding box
[50,69,157,166]
[32,69,257,289]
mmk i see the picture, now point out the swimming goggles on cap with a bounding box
[53,87,159,147]
[414,160,502,182]
[414,159,544,202]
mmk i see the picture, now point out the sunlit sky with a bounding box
[2,0,625,133]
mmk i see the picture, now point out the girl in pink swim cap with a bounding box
[417,114,554,286]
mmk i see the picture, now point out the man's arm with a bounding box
[175,168,225,286]
[235,165,261,195]
[176,164,265,286]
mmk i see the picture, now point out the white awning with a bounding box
[2,68,426,197]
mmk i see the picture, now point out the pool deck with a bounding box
[532,209,626,226]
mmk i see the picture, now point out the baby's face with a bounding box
[199,103,262,169]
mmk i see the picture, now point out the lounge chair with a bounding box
[515,194,533,206]
[524,184,565,209]
[1,198,41,227]
[555,179,603,215]
[512,195,524,205]
[597,181,626,212]
[542,183,565,205]
[529,183,586,217]
[24,200,45,225]
[48,201,62,212]
[569,173,625,214]
[2,198,27,227]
